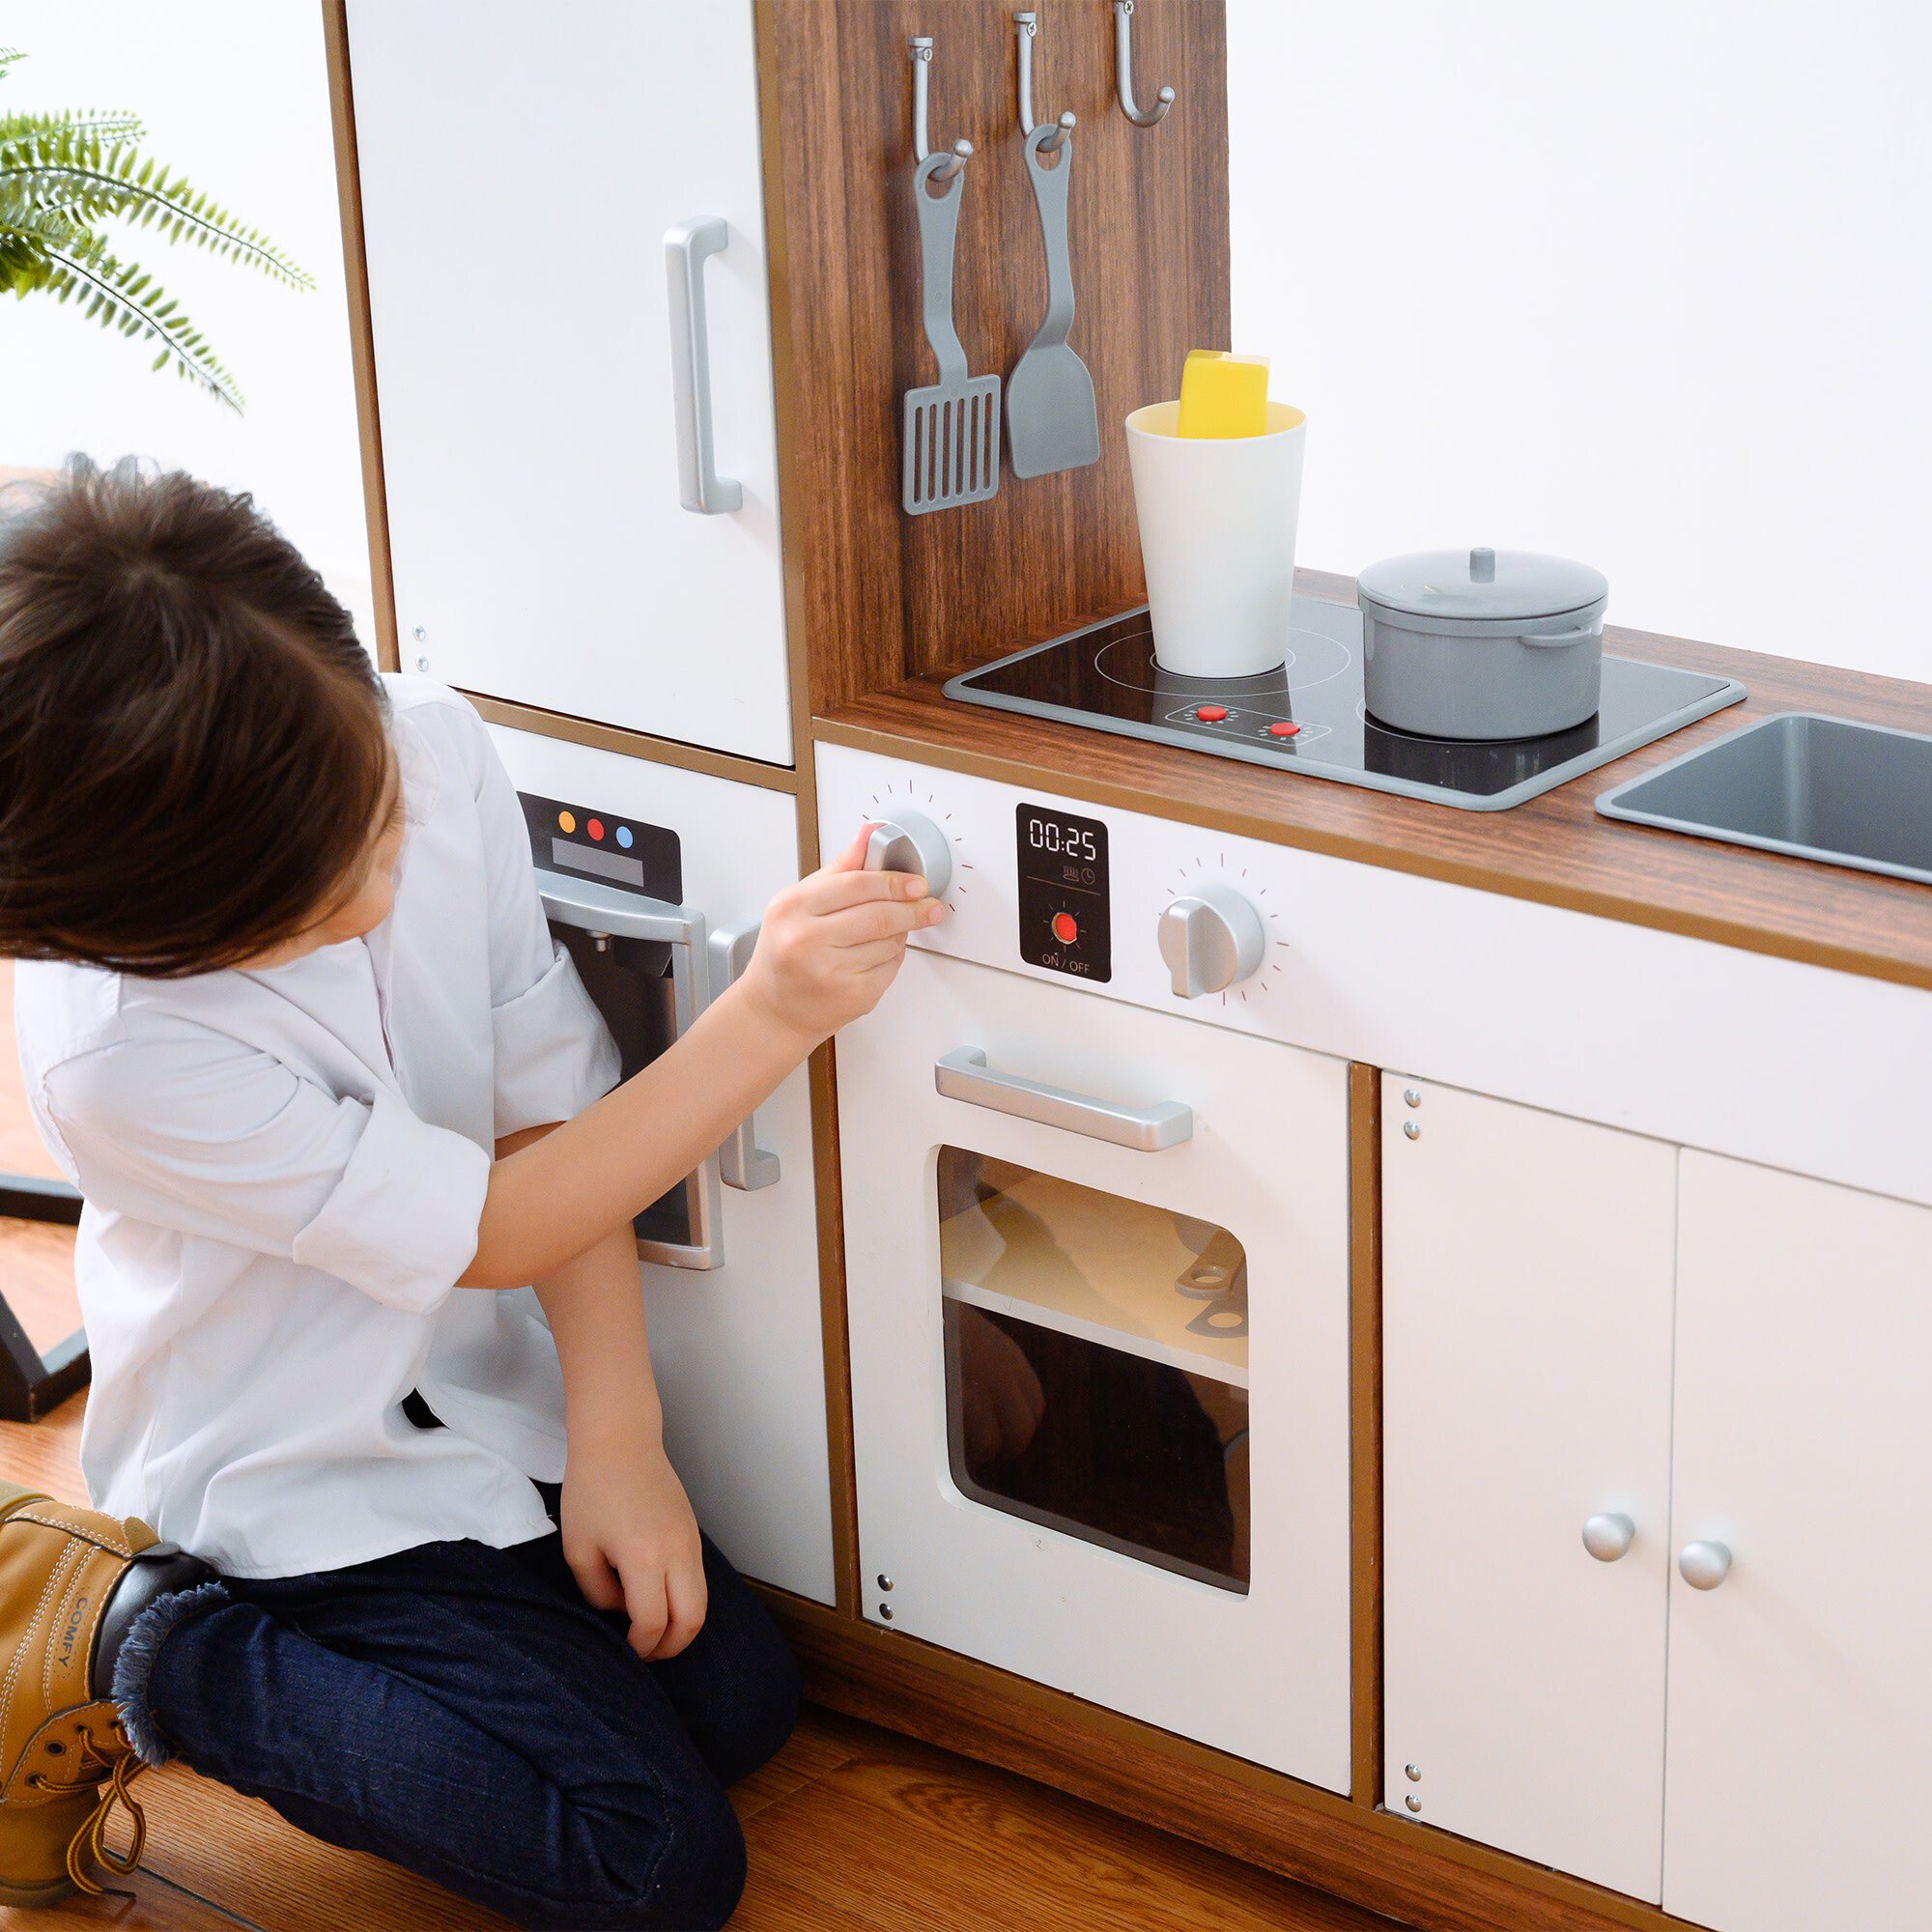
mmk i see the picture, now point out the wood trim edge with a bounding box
[1348,1062,1383,1813]
[810,715,1932,995]
[464,693,799,793]
[319,0,398,676]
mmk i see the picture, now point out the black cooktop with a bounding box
[945,597,1747,811]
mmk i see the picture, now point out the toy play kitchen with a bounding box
[333,5,1932,1930]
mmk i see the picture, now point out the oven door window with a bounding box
[936,1148,1250,1594]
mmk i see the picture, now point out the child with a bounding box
[0,459,940,1928]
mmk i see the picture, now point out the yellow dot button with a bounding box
[557,810,577,834]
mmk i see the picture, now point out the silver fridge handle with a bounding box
[933,1046,1193,1152]
[708,918,781,1191]
[665,216,744,515]
[537,869,724,1269]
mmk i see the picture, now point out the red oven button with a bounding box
[1051,911,1079,945]
[1266,721,1300,738]
[1195,704,1229,723]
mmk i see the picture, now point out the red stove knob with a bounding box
[1266,722,1300,738]
[1051,911,1079,945]
[1195,704,1229,723]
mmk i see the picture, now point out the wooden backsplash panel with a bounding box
[760,0,1230,713]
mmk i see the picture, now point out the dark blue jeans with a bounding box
[137,1489,798,1931]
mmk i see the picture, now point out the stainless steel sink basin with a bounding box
[1596,712,1932,887]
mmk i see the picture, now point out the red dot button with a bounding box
[1195,705,1229,723]
[1051,912,1079,945]
[1266,721,1300,738]
[586,817,606,840]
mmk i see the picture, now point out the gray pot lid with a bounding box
[1356,547,1609,622]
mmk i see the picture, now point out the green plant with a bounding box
[0,44,312,411]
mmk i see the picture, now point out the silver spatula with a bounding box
[1006,123,1100,479]
[903,150,1000,515]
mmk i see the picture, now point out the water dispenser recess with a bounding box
[518,790,719,1264]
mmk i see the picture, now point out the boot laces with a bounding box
[26,1720,148,1897]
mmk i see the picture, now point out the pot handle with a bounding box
[1521,624,1601,650]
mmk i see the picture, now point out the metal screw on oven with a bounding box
[1405,1763,1421,1782]
[1405,1795,1422,1814]
[1404,1087,1422,1109]
[1403,1121,1422,1141]
[876,1574,894,1593]
[589,932,611,954]
[415,657,430,672]
[878,1605,895,1622]
[412,625,427,641]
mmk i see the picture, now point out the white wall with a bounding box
[1229,1,1932,684]
[0,4,373,647]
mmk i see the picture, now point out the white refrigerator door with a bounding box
[838,950,1352,1788]
[489,726,832,1604]
[350,1,793,764]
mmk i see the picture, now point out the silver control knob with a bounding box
[1158,885,1264,999]
[1678,1540,1732,1591]
[1581,1512,1635,1563]
[863,810,952,899]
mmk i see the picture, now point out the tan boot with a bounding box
[0,1481,212,1903]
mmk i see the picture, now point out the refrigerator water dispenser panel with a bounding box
[520,790,682,902]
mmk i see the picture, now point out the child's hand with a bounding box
[560,1429,708,1660]
[735,825,943,1045]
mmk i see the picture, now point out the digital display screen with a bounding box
[1015,803,1111,981]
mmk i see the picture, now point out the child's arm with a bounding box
[459,826,935,1291]
[521,1200,706,1660]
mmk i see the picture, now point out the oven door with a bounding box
[838,950,1352,1787]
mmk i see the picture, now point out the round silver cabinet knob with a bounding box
[1678,1540,1733,1591]
[1158,884,1264,999]
[863,810,952,899]
[1581,1512,1635,1563]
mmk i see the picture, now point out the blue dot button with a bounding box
[615,825,634,849]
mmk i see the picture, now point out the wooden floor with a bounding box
[0,965,1393,1931]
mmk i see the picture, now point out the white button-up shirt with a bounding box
[13,679,621,1577]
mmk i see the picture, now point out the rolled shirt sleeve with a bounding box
[461,708,622,1136]
[43,1020,490,1316]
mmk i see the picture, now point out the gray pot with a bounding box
[1357,547,1609,741]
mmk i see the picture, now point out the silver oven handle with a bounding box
[665,215,743,515]
[537,869,724,1269]
[708,919,781,1191]
[933,1046,1193,1152]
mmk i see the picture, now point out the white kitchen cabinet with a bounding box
[1381,1077,1678,1899]
[349,1,793,764]
[489,726,833,1604]
[1663,1153,1932,1932]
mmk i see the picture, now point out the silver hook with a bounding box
[1113,0,1175,128]
[1012,13,1076,154]
[910,36,972,182]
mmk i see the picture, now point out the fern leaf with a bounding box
[39,244,244,411]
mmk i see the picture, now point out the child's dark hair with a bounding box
[0,458,393,977]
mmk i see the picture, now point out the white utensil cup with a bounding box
[1125,400,1307,678]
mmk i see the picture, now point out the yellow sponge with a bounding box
[1176,350,1270,439]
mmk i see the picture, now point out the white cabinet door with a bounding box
[1382,1078,1677,1899]
[489,727,833,1604]
[1665,1155,1932,1932]
[838,951,1353,1788]
[350,2,793,765]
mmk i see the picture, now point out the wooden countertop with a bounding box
[814,571,1932,994]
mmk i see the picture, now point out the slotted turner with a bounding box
[902,150,1001,515]
[1007,122,1099,479]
